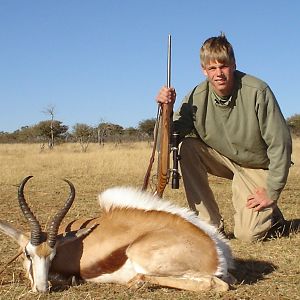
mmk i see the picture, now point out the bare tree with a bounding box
[42,105,56,149]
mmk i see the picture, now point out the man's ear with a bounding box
[202,66,208,77]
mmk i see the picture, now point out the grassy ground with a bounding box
[0,141,299,300]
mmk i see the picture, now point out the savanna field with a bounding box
[0,140,299,300]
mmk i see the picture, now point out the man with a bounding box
[156,34,292,242]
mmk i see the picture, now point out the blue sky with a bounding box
[1,0,299,133]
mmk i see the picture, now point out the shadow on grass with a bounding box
[231,258,277,285]
[286,218,300,234]
[264,218,300,240]
[227,219,300,286]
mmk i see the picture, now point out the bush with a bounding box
[287,114,300,137]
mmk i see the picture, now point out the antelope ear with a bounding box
[56,224,98,248]
[0,220,29,248]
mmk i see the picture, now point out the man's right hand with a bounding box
[156,86,176,105]
[246,187,275,212]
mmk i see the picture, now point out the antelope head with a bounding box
[0,176,75,293]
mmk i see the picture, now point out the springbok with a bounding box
[0,176,234,293]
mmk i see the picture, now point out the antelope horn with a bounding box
[47,179,75,248]
[18,176,42,246]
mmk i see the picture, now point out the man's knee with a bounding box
[234,226,269,242]
[234,208,273,242]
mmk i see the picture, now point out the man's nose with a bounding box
[216,68,223,76]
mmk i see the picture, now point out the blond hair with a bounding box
[200,33,235,68]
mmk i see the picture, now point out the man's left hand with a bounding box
[246,187,275,211]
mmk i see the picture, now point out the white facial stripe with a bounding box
[24,243,56,293]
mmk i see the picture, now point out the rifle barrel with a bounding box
[167,34,171,88]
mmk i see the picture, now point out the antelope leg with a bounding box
[127,273,229,292]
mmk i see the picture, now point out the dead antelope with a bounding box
[0,176,234,293]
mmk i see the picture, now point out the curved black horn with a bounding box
[18,176,42,246]
[47,179,75,248]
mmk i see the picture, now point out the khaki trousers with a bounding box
[179,137,276,242]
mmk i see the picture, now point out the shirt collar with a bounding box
[213,91,232,106]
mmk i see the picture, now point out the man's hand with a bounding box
[246,187,275,211]
[156,86,176,105]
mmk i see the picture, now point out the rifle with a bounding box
[142,34,180,197]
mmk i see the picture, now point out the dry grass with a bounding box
[0,140,299,300]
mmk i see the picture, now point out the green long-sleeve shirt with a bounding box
[173,70,292,201]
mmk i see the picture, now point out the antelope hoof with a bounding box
[127,274,148,290]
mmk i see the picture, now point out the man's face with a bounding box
[202,60,236,97]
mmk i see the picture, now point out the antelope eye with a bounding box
[24,249,31,261]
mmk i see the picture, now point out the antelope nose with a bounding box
[38,287,49,293]
[36,283,50,293]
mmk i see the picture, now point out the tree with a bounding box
[13,126,36,143]
[0,131,14,143]
[34,120,68,147]
[72,123,94,152]
[42,105,56,148]
[124,127,139,136]
[96,123,110,146]
[96,122,124,145]
[138,118,156,138]
[287,114,300,137]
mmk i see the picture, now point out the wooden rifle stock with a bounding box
[155,102,172,197]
